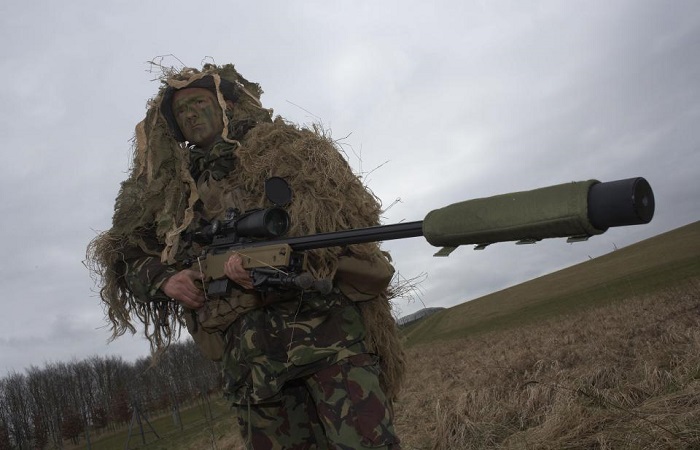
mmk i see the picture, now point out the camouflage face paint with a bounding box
[172,88,225,149]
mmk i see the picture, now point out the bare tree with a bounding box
[0,339,224,449]
[0,380,13,450]
[25,367,54,449]
[2,373,32,449]
[88,356,127,432]
[0,418,12,450]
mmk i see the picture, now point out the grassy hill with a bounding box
[396,221,700,449]
[403,220,700,346]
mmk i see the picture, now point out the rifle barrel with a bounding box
[275,221,425,251]
[210,221,425,253]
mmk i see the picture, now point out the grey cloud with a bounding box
[1,0,698,373]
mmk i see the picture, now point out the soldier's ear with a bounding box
[225,100,235,111]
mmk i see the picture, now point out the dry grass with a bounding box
[394,278,700,449]
[174,279,700,450]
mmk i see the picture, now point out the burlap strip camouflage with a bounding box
[85,63,406,399]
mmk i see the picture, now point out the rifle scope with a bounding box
[191,207,290,245]
[233,207,290,238]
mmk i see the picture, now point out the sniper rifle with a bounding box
[184,177,654,297]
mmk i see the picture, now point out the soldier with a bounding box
[88,63,405,449]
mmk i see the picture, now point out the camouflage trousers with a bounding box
[233,354,401,450]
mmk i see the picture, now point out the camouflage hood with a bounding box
[87,64,271,348]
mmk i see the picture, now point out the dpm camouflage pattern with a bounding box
[124,255,178,302]
[222,293,369,403]
[233,354,401,450]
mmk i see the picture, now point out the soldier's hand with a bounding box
[224,254,254,290]
[162,269,206,309]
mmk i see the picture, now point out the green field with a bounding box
[67,396,235,450]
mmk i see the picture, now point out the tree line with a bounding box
[0,340,221,449]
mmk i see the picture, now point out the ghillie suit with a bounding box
[86,64,406,400]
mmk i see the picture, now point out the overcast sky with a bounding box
[1,0,698,374]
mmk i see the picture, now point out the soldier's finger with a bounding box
[182,293,204,309]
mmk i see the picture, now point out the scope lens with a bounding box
[264,208,290,237]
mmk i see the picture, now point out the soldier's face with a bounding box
[172,88,225,148]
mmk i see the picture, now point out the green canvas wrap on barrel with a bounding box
[423,180,606,247]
